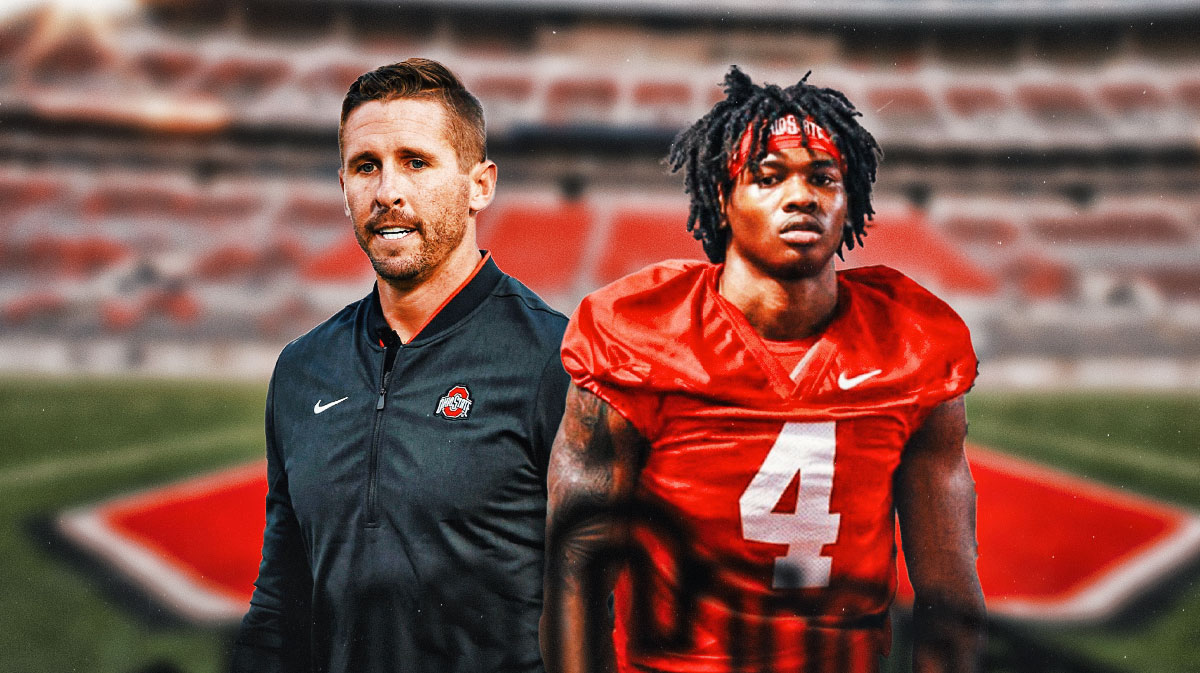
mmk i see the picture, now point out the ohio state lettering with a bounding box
[436,385,473,420]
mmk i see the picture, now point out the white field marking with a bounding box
[58,506,249,624]
[0,425,260,490]
[972,422,1200,483]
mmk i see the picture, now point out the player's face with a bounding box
[340,97,491,285]
[722,146,847,281]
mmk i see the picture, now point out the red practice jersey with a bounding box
[560,261,977,673]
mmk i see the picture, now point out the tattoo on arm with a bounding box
[543,384,646,673]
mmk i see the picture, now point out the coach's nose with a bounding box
[374,163,409,210]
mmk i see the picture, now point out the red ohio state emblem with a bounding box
[436,385,472,420]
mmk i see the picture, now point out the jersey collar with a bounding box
[367,251,503,348]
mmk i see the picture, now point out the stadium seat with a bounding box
[1175,77,1200,117]
[300,234,373,283]
[24,23,117,86]
[630,80,694,127]
[282,191,346,231]
[1029,212,1190,245]
[942,83,1008,120]
[1139,268,1200,302]
[0,173,59,217]
[592,204,704,285]
[942,216,1022,247]
[545,78,619,125]
[865,85,940,128]
[3,291,69,325]
[1003,254,1076,301]
[1015,82,1103,128]
[135,47,205,88]
[192,244,264,280]
[82,183,194,222]
[477,198,593,297]
[1097,81,1170,116]
[841,209,1000,296]
[17,234,130,277]
[197,56,291,102]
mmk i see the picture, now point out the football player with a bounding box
[542,66,985,673]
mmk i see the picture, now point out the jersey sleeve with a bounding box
[561,291,665,440]
[560,261,710,440]
[864,266,978,417]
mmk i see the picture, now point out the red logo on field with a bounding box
[436,385,472,420]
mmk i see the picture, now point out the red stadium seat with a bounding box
[865,85,939,126]
[193,244,273,280]
[282,192,346,231]
[546,78,619,125]
[471,75,535,102]
[1097,81,1170,116]
[477,199,593,297]
[82,183,196,222]
[943,84,1008,119]
[25,25,117,85]
[630,80,693,127]
[3,291,69,325]
[299,62,371,99]
[135,47,205,88]
[1003,254,1076,301]
[841,209,1000,296]
[1030,212,1189,245]
[193,191,262,229]
[1139,268,1200,302]
[300,234,373,282]
[197,56,291,102]
[18,234,130,277]
[942,216,1022,246]
[1015,82,1102,126]
[1175,78,1200,116]
[0,173,59,217]
[593,204,704,285]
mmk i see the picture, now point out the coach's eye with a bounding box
[407,158,427,170]
[357,162,377,174]
[757,174,780,187]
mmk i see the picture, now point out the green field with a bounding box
[0,378,1196,672]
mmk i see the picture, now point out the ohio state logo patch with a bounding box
[436,385,473,420]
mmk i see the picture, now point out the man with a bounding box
[232,58,569,673]
[543,67,985,673]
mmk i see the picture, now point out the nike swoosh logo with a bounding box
[837,369,882,390]
[313,397,349,414]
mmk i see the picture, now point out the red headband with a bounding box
[727,114,844,178]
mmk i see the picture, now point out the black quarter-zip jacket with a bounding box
[232,257,569,673]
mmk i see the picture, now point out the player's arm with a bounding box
[894,395,987,673]
[541,383,646,673]
[230,377,313,673]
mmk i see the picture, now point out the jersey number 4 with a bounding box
[738,421,840,589]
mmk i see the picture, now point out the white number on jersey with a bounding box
[738,421,841,588]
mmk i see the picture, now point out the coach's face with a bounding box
[340,97,495,286]
[722,146,847,281]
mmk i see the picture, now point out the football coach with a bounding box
[230,58,569,673]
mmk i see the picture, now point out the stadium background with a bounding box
[1,0,1197,671]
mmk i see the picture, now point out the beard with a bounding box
[357,206,469,284]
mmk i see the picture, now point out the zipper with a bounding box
[365,337,398,527]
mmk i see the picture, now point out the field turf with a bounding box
[0,378,1196,672]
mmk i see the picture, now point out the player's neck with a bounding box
[718,259,839,342]
[377,240,483,343]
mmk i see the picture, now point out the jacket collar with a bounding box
[367,252,503,348]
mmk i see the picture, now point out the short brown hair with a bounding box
[339,58,486,168]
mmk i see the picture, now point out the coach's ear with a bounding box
[468,159,497,215]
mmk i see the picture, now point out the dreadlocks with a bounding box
[668,66,882,263]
